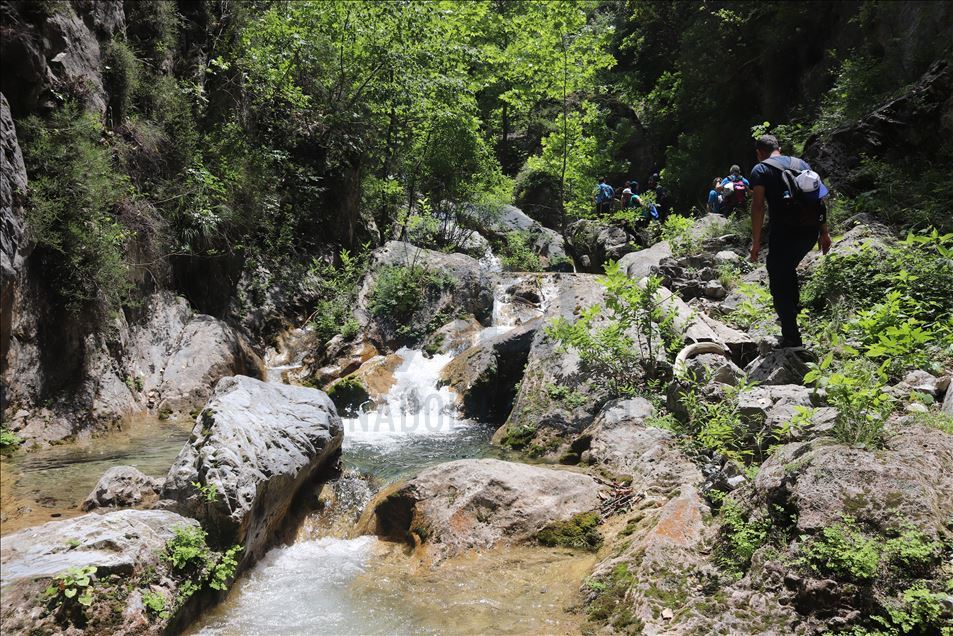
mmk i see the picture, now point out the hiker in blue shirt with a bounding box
[594,177,615,215]
[717,165,750,214]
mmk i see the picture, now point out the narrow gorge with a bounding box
[2,2,952,635]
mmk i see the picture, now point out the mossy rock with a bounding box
[536,511,603,551]
[326,377,370,417]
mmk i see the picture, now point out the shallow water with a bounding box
[190,278,590,635]
[0,415,192,534]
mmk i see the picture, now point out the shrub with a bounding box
[717,498,771,576]
[800,515,880,581]
[874,583,951,636]
[547,264,678,396]
[164,526,211,571]
[0,427,22,450]
[678,379,760,466]
[804,356,893,449]
[726,282,777,332]
[141,590,170,620]
[368,264,454,335]
[308,246,370,343]
[649,214,696,256]
[497,231,541,272]
[103,39,141,124]
[20,105,132,316]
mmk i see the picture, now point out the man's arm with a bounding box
[750,185,766,262]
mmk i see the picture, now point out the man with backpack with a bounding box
[718,165,749,214]
[647,173,670,221]
[749,134,832,349]
[594,177,615,215]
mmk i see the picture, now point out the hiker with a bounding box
[621,181,633,206]
[718,165,750,214]
[749,134,832,349]
[707,178,724,214]
[594,177,614,215]
[646,173,670,221]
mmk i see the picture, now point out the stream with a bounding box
[192,274,587,635]
[2,274,589,634]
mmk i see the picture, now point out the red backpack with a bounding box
[727,179,747,207]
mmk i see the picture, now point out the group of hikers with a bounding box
[707,165,750,215]
[593,173,671,224]
[592,133,831,352]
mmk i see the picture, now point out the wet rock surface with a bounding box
[361,458,602,561]
[162,376,343,564]
[0,509,197,636]
[81,465,163,512]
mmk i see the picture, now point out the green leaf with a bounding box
[64,588,77,598]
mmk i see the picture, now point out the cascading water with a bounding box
[192,274,565,635]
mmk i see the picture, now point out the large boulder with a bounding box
[439,319,539,422]
[126,292,265,415]
[744,349,812,386]
[492,274,609,459]
[355,241,495,349]
[360,458,602,562]
[753,426,953,539]
[466,204,570,270]
[82,465,163,511]
[565,219,638,273]
[0,509,197,635]
[575,398,703,495]
[618,240,672,279]
[162,376,343,564]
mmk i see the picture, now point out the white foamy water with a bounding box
[193,536,414,636]
[342,347,466,446]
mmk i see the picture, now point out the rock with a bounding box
[804,60,953,198]
[685,352,745,386]
[464,204,570,270]
[943,388,953,415]
[0,509,196,635]
[737,384,816,426]
[422,315,483,355]
[303,336,379,387]
[618,240,672,279]
[439,319,539,422]
[688,213,730,240]
[753,426,953,539]
[898,369,943,396]
[359,458,602,561]
[1,92,29,396]
[702,279,728,300]
[744,349,812,385]
[82,466,163,511]
[586,486,715,634]
[565,219,638,273]
[334,353,403,406]
[576,398,702,494]
[799,215,895,275]
[492,274,609,458]
[162,376,343,564]
[126,292,265,415]
[355,241,495,349]
[714,250,741,264]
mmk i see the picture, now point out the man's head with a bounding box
[730,164,741,176]
[755,134,780,161]
[598,177,605,184]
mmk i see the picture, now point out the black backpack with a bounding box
[761,156,826,228]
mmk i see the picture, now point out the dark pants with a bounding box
[767,226,819,345]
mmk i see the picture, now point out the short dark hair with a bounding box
[756,134,779,153]
[598,177,605,183]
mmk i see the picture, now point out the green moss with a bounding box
[537,512,603,551]
[326,377,370,417]
[498,423,537,450]
[586,563,637,626]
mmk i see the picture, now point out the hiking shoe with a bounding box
[776,337,804,349]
